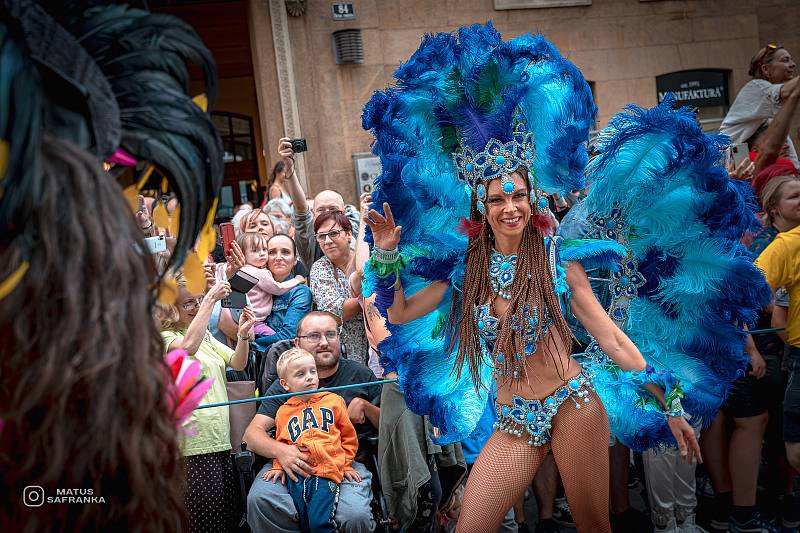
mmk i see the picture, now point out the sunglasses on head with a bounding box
[755,43,781,64]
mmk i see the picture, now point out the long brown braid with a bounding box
[448,175,573,392]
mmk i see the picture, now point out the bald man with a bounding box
[277,138,360,266]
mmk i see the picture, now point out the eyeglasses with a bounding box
[297,330,339,343]
[179,297,203,310]
[315,229,344,242]
[314,206,344,216]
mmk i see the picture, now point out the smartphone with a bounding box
[144,235,167,254]
[220,222,235,256]
[730,142,749,169]
[222,270,258,309]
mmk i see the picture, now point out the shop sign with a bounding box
[656,70,728,108]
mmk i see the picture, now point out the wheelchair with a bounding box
[227,343,392,532]
[231,439,391,532]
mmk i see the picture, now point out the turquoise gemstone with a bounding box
[503,181,514,194]
[500,261,510,270]
[478,320,485,330]
[568,379,580,390]
[496,155,506,165]
[524,150,531,159]
[538,197,548,209]
[620,276,629,285]
[497,353,504,363]
[466,163,475,172]
[526,413,535,422]
[502,406,509,416]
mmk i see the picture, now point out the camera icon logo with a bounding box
[23,485,45,507]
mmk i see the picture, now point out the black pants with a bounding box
[411,454,443,532]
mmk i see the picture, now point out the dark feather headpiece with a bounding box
[0,0,222,270]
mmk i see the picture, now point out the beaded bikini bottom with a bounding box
[493,371,593,446]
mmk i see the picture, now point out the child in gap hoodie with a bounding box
[262,348,359,532]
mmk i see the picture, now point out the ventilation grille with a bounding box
[332,29,363,65]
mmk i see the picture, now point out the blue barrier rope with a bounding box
[748,327,785,335]
[196,326,787,410]
[196,378,399,410]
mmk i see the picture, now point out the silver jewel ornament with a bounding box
[489,250,517,300]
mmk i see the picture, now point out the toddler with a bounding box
[263,348,360,532]
[235,231,303,335]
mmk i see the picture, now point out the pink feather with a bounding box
[166,349,214,427]
[106,148,137,167]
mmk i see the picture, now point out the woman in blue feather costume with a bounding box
[360,23,714,532]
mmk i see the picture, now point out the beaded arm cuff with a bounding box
[366,247,406,280]
[364,247,407,314]
[625,365,686,418]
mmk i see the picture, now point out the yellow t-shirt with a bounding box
[756,225,800,347]
[161,329,233,456]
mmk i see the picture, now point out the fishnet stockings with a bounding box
[457,390,611,533]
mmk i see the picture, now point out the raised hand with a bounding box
[238,306,256,338]
[205,280,231,303]
[359,193,372,218]
[727,155,755,181]
[365,202,401,250]
[226,241,246,273]
[278,137,295,179]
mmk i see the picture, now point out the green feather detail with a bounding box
[431,311,448,339]
[366,253,408,280]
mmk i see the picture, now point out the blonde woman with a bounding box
[155,273,254,533]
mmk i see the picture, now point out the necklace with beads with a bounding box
[489,250,517,300]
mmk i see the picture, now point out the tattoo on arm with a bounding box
[367,302,381,320]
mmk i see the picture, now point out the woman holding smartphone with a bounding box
[155,273,255,533]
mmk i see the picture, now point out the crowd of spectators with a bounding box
[134,43,800,533]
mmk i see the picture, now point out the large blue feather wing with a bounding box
[560,96,772,451]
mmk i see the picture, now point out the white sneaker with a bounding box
[678,515,709,533]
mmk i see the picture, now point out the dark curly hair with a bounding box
[0,137,185,532]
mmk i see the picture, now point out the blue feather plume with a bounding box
[566,95,772,450]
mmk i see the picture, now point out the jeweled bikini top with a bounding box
[475,237,566,379]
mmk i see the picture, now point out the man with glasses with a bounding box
[721,43,799,172]
[244,311,381,532]
[276,138,361,267]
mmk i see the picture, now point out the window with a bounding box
[212,112,256,164]
[212,111,260,205]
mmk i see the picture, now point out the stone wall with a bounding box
[253,0,800,202]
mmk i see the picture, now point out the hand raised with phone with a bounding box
[278,138,295,180]
[238,306,256,339]
[205,280,231,303]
